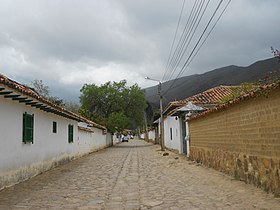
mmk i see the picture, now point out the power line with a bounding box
[162,0,186,81]
[188,0,232,66]
[164,0,202,81]
[163,0,199,81]
[166,0,210,82]
[162,0,230,96]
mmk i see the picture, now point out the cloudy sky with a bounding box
[0,0,279,102]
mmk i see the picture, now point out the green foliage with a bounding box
[49,96,65,106]
[107,112,130,132]
[80,80,147,132]
[152,110,160,122]
[220,83,257,104]
[64,101,81,114]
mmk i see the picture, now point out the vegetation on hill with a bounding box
[145,57,280,108]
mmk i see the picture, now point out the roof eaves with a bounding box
[0,74,106,130]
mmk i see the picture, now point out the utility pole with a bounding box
[145,77,165,151]
[143,111,149,142]
[159,82,165,151]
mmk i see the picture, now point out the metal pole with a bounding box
[159,82,165,151]
[143,111,149,142]
[144,76,165,150]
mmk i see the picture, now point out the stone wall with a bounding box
[189,88,280,194]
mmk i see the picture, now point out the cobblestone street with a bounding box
[0,139,279,210]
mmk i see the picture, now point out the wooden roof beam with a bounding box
[19,99,33,103]
[0,90,13,95]
[4,94,21,98]
[13,97,28,101]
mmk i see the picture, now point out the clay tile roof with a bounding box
[0,74,106,130]
[163,85,240,116]
[189,81,280,121]
[180,85,240,107]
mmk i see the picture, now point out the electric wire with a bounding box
[164,0,202,81]
[162,0,186,81]
[163,0,199,81]
[162,0,227,96]
[188,0,232,66]
[166,0,210,82]
[148,0,231,103]
[166,0,205,81]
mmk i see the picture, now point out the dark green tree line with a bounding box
[80,80,147,132]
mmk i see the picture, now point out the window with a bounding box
[170,128,173,140]
[53,121,57,133]
[23,112,34,144]
[68,124,74,143]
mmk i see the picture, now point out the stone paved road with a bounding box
[0,140,279,210]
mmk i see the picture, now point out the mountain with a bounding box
[144,57,280,110]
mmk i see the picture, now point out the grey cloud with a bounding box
[0,0,279,102]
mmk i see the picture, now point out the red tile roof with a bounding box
[190,81,280,121]
[0,74,106,130]
[181,85,240,108]
[164,86,240,116]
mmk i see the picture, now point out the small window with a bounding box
[23,112,34,144]
[53,121,57,133]
[68,124,74,143]
[170,128,172,140]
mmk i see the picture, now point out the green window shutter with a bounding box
[68,124,73,143]
[23,113,34,144]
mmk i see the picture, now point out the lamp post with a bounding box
[145,77,165,151]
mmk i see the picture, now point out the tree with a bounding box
[107,112,130,132]
[80,80,147,132]
[30,79,79,109]
[64,101,80,113]
[30,79,50,98]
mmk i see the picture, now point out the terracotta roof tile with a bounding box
[190,81,280,121]
[0,74,106,130]
[163,86,240,116]
[181,85,240,107]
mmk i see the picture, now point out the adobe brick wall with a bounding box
[189,88,280,194]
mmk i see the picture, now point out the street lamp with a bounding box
[145,76,165,151]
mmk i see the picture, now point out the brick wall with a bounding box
[189,88,280,194]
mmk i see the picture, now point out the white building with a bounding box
[0,74,111,190]
[172,102,204,156]
[162,86,239,155]
[163,115,182,153]
[148,129,156,142]
[161,101,185,154]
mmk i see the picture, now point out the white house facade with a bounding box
[162,86,239,156]
[172,102,205,156]
[0,74,111,190]
[148,129,156,142]
[163,115,182,154]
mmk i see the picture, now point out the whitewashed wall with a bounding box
[112,133,122,144]
[148,129,155,141]
[0,97,110,190]
[163,116,182,154]
[140,133,145,139]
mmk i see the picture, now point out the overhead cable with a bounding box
[162,0,230,96]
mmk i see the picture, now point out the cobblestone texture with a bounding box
[0,139,279,209]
